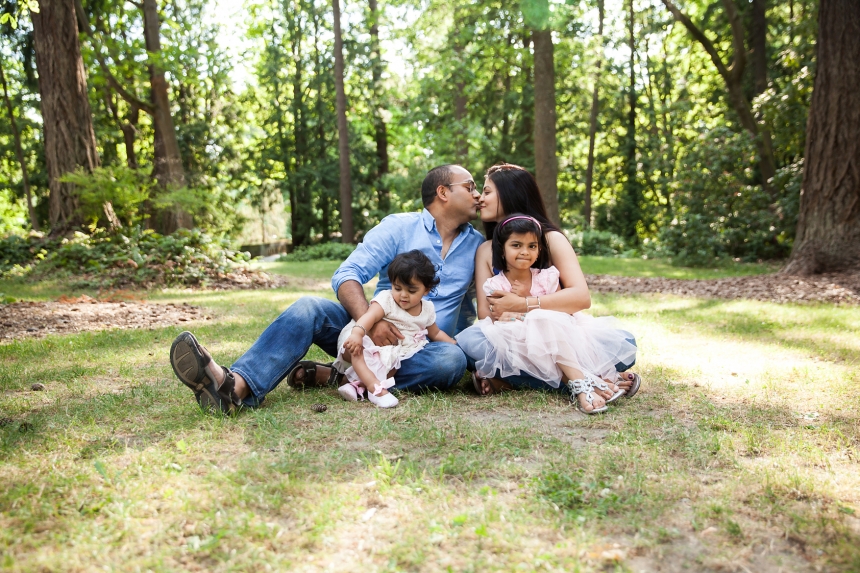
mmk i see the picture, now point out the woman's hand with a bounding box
[497,311,526,323]
[486,290,525,320]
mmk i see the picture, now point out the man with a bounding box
[169,164,484,413]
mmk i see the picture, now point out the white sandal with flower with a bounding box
[567,378,608,415]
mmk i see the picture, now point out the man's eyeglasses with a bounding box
[445,179,477,193]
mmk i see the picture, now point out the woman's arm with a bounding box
[487,231,591,315]
[426,323,457,344]
[474,241,494,320]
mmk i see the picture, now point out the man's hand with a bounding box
[369,320,404,347]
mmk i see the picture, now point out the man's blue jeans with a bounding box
[230,297,467,407]
[456,324,637,393]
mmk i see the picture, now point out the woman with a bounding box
[457,163,641,402]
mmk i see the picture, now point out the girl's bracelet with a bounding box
[352,324,367,336]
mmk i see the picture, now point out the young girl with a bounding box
[333,250,458,408]
[457,214,639,414]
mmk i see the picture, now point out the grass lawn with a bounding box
[1,258,858,572]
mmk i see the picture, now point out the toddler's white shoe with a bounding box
[367,379,398,408]
[338,383,359,402]
[367,391,398,408]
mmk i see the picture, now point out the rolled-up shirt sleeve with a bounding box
[331,215,403,295]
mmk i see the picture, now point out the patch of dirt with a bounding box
[203,269,292,290]
[587,270,860,305]
[0,295,207,342]
[468,406,610,448]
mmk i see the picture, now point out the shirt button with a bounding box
[437,240,441,243]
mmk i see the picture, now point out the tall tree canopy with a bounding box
[1,0,846,274]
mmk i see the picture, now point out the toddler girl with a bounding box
[457,214,639,414]
[333,250,457,408]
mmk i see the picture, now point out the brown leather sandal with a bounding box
[286,361,343,389]
[471,372,513,396]
[170,331,242,415]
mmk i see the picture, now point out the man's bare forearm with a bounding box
[337,280,370,321]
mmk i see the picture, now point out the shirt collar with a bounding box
[421,209,438,233]
[421,208,478,235]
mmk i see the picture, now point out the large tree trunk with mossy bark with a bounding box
[783,0,860,275]
[31,0,100,233]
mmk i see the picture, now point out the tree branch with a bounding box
[660,0,731,85]
[73,0,155,115]
[721,0,747,84]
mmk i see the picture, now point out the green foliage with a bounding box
[568,230,628,257]
[659,128,795,266]
[1,227,249,288]
[61,166,151,227]
[0,233,49,274]
[279,242,356,262]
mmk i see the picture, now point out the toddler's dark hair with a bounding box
[491,213,551,272]
[387,250,440,291]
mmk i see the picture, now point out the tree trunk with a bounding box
[312,7,331,241]
[783,0,860,275]
[291,0,312,247]
[142,0,190,232]
[533,28,559,226]
[0,58,39,231]
[31,0,100,232]
[368,0,389,212]
[750,0,767,95]
[583,0,605,228]
[332,0,354,243]
[121,106,140,169]
[617,0,641,242]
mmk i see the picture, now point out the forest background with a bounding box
[0,0,831,271]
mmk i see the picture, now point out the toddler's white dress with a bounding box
[333,290,436,395]
[458,266,637,387]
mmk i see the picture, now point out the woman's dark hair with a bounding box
[387,250,440,291]
[491,214,551,272]
[482,163,559,242]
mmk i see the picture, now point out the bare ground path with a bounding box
[1,271,857,343]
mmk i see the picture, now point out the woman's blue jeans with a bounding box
[455,324,637,393]
[230,297,467,407]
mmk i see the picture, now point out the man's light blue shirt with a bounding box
[331,209,485,336]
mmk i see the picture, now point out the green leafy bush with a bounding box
[61,166,151,227]
[1,227,251,288]
[280,242,356,262]
[660,128,795,266]
[567,230,628,257]
[0,234,51,274]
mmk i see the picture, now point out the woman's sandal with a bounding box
[286,360,343,389]
[591,375,626,404]
[471,372,513,396]
[617,372,642,398]
[567,378,608,415]
[170,331,242,415]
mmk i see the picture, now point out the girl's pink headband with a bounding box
[500,215,542,236]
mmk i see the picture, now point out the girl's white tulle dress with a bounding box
[456,266,637,387]
[333,290,436,395]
